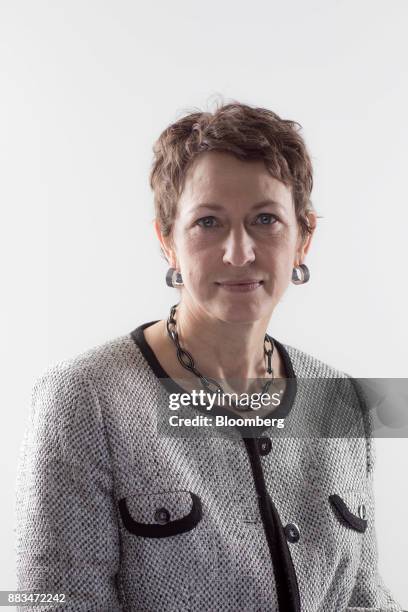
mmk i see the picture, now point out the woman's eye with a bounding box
[196,216,218,229]
[195,213,277,229]
[255,213,277,225]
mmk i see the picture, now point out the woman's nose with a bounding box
[222,228,256,266]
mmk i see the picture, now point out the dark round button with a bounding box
[284,522,300,543]
[154,507,170,524]
[258,436,272,456]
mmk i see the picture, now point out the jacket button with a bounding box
[258,436,272,455]
[358,504,367,520]
[154,508,170,524]
[284,522,300,543]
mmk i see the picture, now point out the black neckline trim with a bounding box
[130,320,297,433]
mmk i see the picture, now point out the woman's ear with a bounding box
[295,211,317,265]
[153,219,177,268]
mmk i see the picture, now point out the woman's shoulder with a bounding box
[26,332,153,448]
[32,331,148,397]
[281,340,372,438]
[21,333,149,487]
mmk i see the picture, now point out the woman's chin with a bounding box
[213,302,267,324]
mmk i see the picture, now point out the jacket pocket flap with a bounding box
[118,490,202,537]
[329,493,367,533]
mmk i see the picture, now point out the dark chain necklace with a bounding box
[166,303,276,412]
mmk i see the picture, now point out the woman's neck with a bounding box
[173,304,269,379]
[145,304,286,395]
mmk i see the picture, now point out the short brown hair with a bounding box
[150,99,316,250]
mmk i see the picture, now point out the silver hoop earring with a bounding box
[166,268,184,288]
[292,264,310,285]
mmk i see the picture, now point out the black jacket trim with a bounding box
[329,494,367,533]
[118,492,203,537]
[130,319,298,429]
[244,437,301,612]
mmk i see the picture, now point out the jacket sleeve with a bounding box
[15,365,125,611]
[346,379,405,612]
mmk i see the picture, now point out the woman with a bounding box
[15,101,403,611]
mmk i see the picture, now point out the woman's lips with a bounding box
[216,281,264,293]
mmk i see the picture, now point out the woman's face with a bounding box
[157,151,315,324]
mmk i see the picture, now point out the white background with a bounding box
[1,0,407,607]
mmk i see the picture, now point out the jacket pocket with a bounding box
[328,493,367,533]
[118,489,202,537]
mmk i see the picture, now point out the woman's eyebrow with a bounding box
[192,199,283,212]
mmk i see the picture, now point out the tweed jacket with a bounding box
[15,320,403,612]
